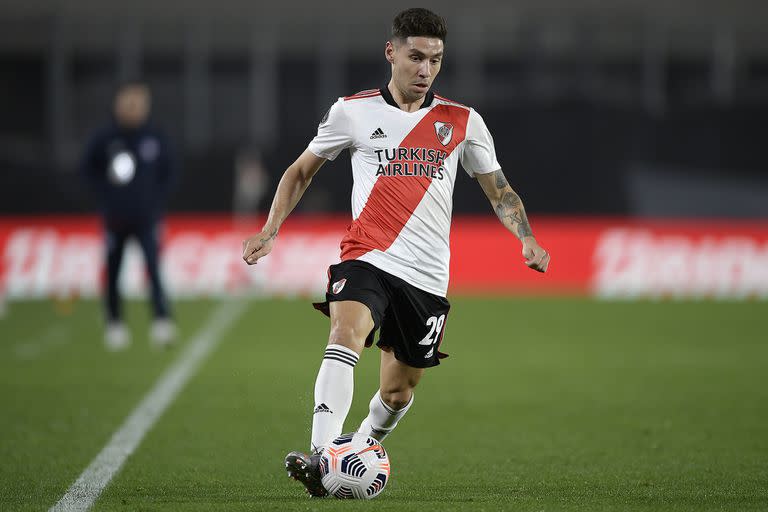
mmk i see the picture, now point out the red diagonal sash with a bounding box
[341,104,470,260]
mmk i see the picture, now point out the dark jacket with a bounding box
[82,121,177,225]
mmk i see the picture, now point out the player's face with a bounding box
[386,36,444,101]
[114,86,151,128]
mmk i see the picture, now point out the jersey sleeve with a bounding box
[460,108,501,177]
[307,98,353,161]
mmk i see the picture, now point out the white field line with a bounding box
[49,299,249,512]
[14,325,71,360]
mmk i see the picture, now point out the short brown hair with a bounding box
[392,8,447,43]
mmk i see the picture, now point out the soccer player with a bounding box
[242,8,550,497]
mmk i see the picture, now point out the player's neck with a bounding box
[386,81,425,113]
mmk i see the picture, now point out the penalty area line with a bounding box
[49,299,249,512]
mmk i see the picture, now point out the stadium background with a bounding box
[1,1,766,511]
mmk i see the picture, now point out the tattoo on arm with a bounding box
[494,190,533,239]
[260,228,278,245]
[493,169,509,190]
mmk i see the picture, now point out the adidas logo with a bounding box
[313,403,332,414]
[370,128,387,139]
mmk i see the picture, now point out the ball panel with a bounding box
[366,472,388,497]
[340,452,368,478]
[332,433,355,445]
[334,485,355,499]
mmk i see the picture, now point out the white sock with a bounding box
[310,344,359,453]
[357,389,413,442]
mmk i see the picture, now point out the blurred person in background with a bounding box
[232,146,269,225]
[82,81,178,351]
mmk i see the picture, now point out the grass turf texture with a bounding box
[1,297,766,511]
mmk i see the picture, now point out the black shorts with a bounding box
[313,260,451,368]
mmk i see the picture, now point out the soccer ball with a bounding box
[319,432,391,499]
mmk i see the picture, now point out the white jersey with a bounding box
[308,87,501,297]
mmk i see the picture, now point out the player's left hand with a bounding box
[521,237,550,273]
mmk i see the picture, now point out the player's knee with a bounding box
[327,323,366,353]
[380,388,412,411]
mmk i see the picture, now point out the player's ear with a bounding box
[385,41,395,64]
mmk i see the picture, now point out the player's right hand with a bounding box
[242,228,277,265]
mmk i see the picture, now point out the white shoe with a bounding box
[150,318,177,348]
[105,323,131,351]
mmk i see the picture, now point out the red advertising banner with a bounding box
[1,215,767,300]
[451,217,768,298]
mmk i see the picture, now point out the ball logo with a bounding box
[434,121,453,146]
[332,278,347,294]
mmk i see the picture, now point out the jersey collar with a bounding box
[380,85,435,111]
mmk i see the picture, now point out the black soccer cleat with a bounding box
[285,451,328,498]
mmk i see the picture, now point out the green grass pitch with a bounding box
[1,297,766,511]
